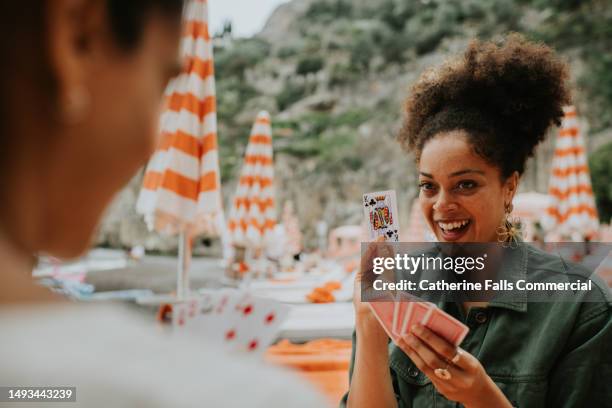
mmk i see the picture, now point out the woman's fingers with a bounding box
[411,324,476,371]
[411,324,458,362]
[360,236,395,291]
[397,336,463,386]
[398,333,447,372]
[360,237,385,280]
[396,336,432,375]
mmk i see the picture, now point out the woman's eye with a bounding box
[418,182,436,191]
[456,180,476,190]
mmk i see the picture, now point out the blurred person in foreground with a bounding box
[0,1,326,407]
[342,34,610,407]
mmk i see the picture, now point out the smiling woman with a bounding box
[343,34,611,408]
[401,33,570,245]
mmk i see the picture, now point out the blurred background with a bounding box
[34,3,610,402]
[95,0,611,254]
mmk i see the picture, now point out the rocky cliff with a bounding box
[96,0,612,251]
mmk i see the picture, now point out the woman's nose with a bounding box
[432,191,458,212]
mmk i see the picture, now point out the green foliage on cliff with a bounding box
[589,142,612,223]
[212,0,611,217]
[296,56,325,76]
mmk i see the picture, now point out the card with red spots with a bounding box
[180,289,247,342]
[227,295,289,355]
[172,302,188,328]
[208,290,251,345]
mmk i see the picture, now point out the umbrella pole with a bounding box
[177,230,191,300]
[240,246,254,290]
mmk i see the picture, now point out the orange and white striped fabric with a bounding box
[542,106,599,239]
[228,111,276,248]
[137,0,222,236]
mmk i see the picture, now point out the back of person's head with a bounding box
[0,0,184,258]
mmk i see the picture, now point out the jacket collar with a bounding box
[487,242,528,313]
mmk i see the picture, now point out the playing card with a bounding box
[179,290,238,341]
[392,292,414,337]
[424,307,469,346]
[363,190,400,242]
[208,289,251,346]
[367,292,397,340]
[401,301,434,336]
[228,296,290,355]
[182,290,290,355]
[187,298,199,319]
[174,293,216,333]
[196,292,215,316]
[172,302,188,329]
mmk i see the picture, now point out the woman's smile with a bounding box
[436,218,472,241]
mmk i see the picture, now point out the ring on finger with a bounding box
[434,361,452,380]
[434,367,452,380]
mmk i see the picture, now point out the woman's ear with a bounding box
[505,171,520,205]
[46,0,103,123]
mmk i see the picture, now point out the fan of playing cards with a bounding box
[363,190,469,347]
[368,293,468,346]
[173,289,290,355]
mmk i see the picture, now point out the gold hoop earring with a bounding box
[497,202,521,248]
[59,86,90,125]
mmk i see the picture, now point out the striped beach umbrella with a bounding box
[542,106,599,240]
[136,0,222,298]
[228,111,276,250]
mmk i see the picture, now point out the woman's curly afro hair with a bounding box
[399,33,571,179]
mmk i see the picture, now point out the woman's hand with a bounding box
[347,237,399,408]
[397,323,512,408]
[353,236,393,342]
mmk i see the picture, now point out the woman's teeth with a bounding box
[438,220,469,231]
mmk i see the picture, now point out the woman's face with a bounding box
[418,131,517,243]
[35,4,182,257]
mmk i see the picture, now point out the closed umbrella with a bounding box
[136,0,222,299]
[228,111,276,253]
[542,106,599,241]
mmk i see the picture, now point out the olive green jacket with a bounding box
[340,244,611,408]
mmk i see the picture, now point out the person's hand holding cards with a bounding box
[352,189,402,345]
[394,321,506,407]
[353,235,394,345]
[359,189,499,405]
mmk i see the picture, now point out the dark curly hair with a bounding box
[399,33,571,179]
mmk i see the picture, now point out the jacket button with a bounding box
[408,368,419,378]
[475,311,488,324]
